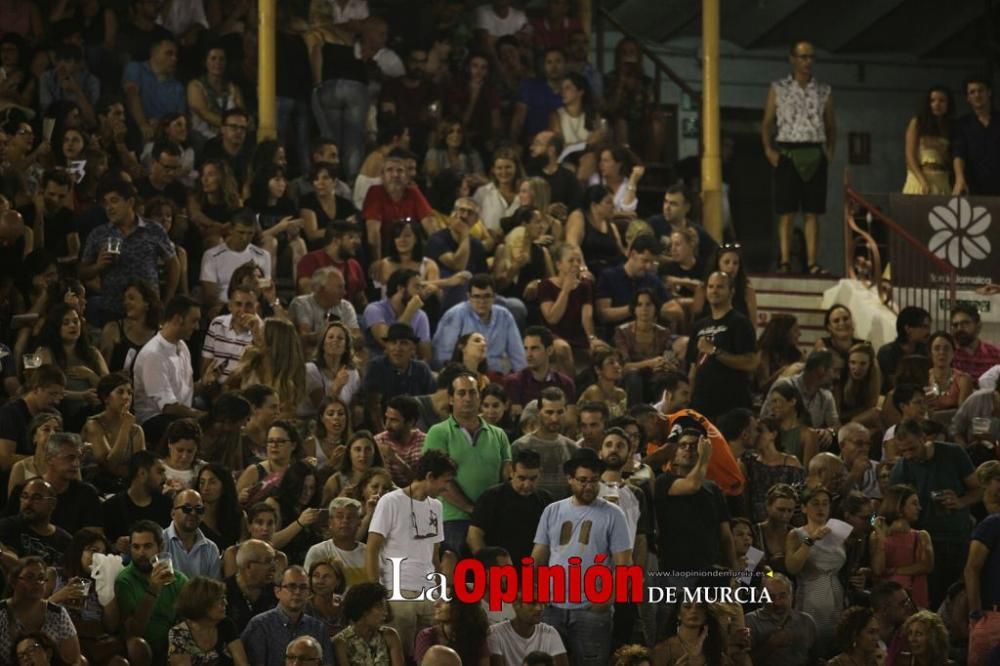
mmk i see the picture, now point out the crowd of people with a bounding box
[0,1,999,666]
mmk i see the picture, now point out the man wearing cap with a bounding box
[295,220,368,310]
[362,268,432,361]
[363,323,435,432]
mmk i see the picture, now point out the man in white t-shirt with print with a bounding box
[488,595,568,666]
[366,449,456,660]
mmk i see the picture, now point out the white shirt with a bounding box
[157,0,209,35]
[199,242,271,303]
[368,488,443,592]
[474,4,528,37]
[303,540,368,588]
[599,480,640,546]
[202,313,256,382]
[979,364,1000,390]
[772,75,832,144]
[133,333,194,423]
[487,620,566,665]
[328,0,368,24]
[473,182,519,233]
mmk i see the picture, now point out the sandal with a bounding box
[808,263,826,275]
[779,262,792,274]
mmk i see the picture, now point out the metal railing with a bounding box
[843,186,957,330]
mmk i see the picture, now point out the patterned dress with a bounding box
[167,617,238,666]
[791,525,846,657]
[335,624,392,666]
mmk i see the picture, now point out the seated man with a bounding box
[487,594,568,666]
[762,349,840,446]
[504,326,576,419]
[201,284,261,385]
[951,302,1000,382]
[595,234,678,329]
[288,266,360,351]
[433,274,526,373]
[425,198,488,311]
[200,213,270,307]
[295,221,366,307]
[303,497,368,588]
[164,489,221,579]
[363,323,435,433]
[122,35,186,140]
[362,268,431,360]
[39,43,100,121]
[362,148,434,263]
[0,365,65,471]
[225,538,278,633]
[0,478,72,568]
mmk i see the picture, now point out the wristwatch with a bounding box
[801,536,815,547]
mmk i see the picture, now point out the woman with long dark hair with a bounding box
[755,313,802,391]
[187,44,246,144]
[494,206,554,302]
[838,343,882,425]
[248,162,306,277]
[691,243,757,325]
[903,86,953,195]
[306,396,352,475]
[298,161,357,251]
[564,184,626,279]
[768,382,818,467]
[414,595,489,666]
[305,322,360,413]
[321,430,385,503]
[197,463,245,552]
[870,484,933,609]
[551,72,607,183]
[653,599,726,665]
[443,52,501,159]
[236,419,302,507]
[593,146,641,215]
[814,304,865,384]
[266,460,323,563]
[98,279,160,375]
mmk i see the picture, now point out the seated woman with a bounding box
[187,159,243,251]
[814,304,865,385]
[197,463,245,553]
[767,383,818,467]
[659,228,703,319]
[298,161,357,252]
[35,303,108,432]
[538,243,601,374]
[344,467,395,542]
[881,356,932,429]
[222,502,290,578]
[321,430,385,504]
[473,147,523,240]
[306,560,346,640]
[305,397,352,474]
[751,482,800,573]
[247,162,307,277]
[144,198,190,296]
[333,582,404,666]
[236,419,302,507]
[227,318,307,418]
[826,606,884,666]
[186,44,245,145]
[591,147,643,217]
[550,73,606,183]
[450,333,499,390]
[837,343,882,427]
[423,119,485,186]
[414,596,490,666]
[197,394,252,472]
[564,185,626,281]
[615,288,675,406]
[927,331,973,412]
[168,576,249,666]
[98,279,160,376]
[266,461,324,565]
[653,599,726,665]
[900,610,954,666]
[516,176,565,237]
[240,385,279,464]
[81,372,145,485]
[578,348,628,418]
[494,206,554,304]
[306,322,361,413]
[0,557,81,664]
[744,420,805,523]
[876,306,931,393]
[160,418,204,493]
[755,314,802,393]
[371,219,468,311]
[9,412,62,497]
[140,113,197,187]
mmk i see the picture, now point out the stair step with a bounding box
[756,293,824,310]
[751,275,839,293]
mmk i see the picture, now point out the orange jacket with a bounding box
[645,409,746,496]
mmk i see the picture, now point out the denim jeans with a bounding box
[443,519,471,558]
[276,96,312,176]
[311,79,369,180]
[543,605,613,666]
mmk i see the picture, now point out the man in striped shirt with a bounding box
[201,284,260,383]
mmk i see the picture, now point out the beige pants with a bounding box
[387,593,436,658]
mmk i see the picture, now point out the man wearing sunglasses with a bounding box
[163,488,221,579]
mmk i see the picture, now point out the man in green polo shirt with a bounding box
[423,370,511,556]
[115,519,188,661]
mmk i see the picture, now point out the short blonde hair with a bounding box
[175,576,225,620]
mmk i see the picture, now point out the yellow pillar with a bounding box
[701,0,723,241]
[257,0,277,142]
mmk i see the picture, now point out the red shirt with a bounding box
[954,339,1000,380]
[530,16,582,51]
[361,184,433,254]
[296,250,367,307]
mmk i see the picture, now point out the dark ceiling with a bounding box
[605,0,998,61]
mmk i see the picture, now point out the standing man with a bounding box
[164,489,221,579]
[468,449,553,562]
[531,452,631,666]
[116,520,188,662]
[80,179,179,325]
[687,272,758,420]
[366,450,456,662]
[511,387,578,499]
[761,40,836,274]
[966,511,1000,666]
[953,76,1000,196]
[423,371,512,555]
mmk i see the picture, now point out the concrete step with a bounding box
[757,307,826,329]
[751,274,839,294]
[756,292,825,310]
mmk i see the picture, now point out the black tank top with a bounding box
[580,215,622,278]
[108,320,145,375]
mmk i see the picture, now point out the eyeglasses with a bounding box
[410,492,439,539]
[267,438,291,446]
[174,505,206,515]
[720,242,742,250]
[285,655,320,665]
[280,583,311,593]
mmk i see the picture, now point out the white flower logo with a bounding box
[927,197,991,269]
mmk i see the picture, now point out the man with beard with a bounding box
[525,130,581,209]
[746,574,819,666]
[646,184,718,269]
[116,520,188,662]
[226,539,278,633]
[18,169,78,263]
[362,269,432,360]
[531,451,631,665]
[686,271,758,420]
[374,396,426,488]
[304,497,368,587]
[598,428,651,650]
[363,323,435,433]
[0,478,71,567]
[951,303,1000,382]
[362,149,434,262]
[511,387,578,499]
[103,451,172,549]
[164,489,221,579]
[296,221,367,309]
[469,448,552,562]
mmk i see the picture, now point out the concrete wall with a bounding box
[596,32,976,272]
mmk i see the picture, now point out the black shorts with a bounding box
[773,148,828,215]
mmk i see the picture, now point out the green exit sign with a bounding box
[948,299,992,313]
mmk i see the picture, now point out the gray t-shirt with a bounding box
[288,294,359,335]
[512,434,579,499]
[533,497,631,609]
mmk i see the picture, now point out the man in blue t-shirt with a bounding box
[511,48,567,142]
[595,234,680,330]
[968,512,1000,666]
[531,452,631,666]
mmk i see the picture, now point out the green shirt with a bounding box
[114,563,188,656]
[423,415,511,521]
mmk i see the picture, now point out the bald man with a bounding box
[164,488,221,578]
[806,452,848,497]
[420,645,461,666]
[284,636,323,666]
